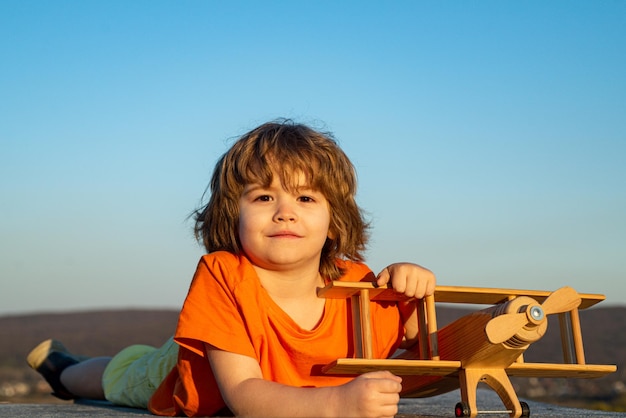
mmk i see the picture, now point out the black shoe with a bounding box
[26,339,81,400]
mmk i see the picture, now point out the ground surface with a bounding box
[1,390,625,417]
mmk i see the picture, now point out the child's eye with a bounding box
[298,196,315,203]
[254,195,272,202]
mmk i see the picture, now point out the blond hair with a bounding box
[194,120,369,280]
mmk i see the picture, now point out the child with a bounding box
[28,120,436,417]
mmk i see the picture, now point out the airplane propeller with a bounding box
[485,286,582,345]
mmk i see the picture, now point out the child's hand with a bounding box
[375,262,436,299]
[376,263,436,347]
[335,371,402,418]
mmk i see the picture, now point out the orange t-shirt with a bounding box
[149,251,404,417]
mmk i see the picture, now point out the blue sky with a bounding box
[1,1,624,315]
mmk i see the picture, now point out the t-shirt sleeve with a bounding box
[174,254,257,360]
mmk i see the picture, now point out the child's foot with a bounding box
[26,339,88,400]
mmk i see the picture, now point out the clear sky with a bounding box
[1,1,624,316]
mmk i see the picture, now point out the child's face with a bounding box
[238,172,331,274]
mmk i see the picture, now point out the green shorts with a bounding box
[102,337,178,408]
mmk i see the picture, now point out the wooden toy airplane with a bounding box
[317,282,617,417]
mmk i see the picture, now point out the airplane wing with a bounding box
[323,358,616,379]
[318,281,605,309]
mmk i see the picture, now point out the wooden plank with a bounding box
[350,294,364,358]
[322,358,615,380]
[425,295,440,360]
[434,286,604,309]
[317,281,400,300]
[569,307,586,364]
[317,282,605,309]
[322,358,461,376]
[359,289,373,359]
[505,362,616,378]
[416,299,428,359]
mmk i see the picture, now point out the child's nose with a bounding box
[273,200,297,222]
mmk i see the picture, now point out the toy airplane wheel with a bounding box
[520,401,531,417]
[454,402,470,417]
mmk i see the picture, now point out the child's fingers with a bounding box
[359,371,403,394]
[375,267,391,287]
[377,378,403,395]
[361,370,402,383]
[425,274,436,296]
[377,263,437,298]
[406,268,436,299]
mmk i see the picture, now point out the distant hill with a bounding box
[1,306,624,409]
[0,310,178,368]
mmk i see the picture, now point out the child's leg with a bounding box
[60,357,111,399]
[28,337,177,407]
[27,338,104,400]
[102,337,178,408]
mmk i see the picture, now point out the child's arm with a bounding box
[206,344,402,418]
[375,263,436,348]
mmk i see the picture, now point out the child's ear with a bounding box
[327,229,336,240]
